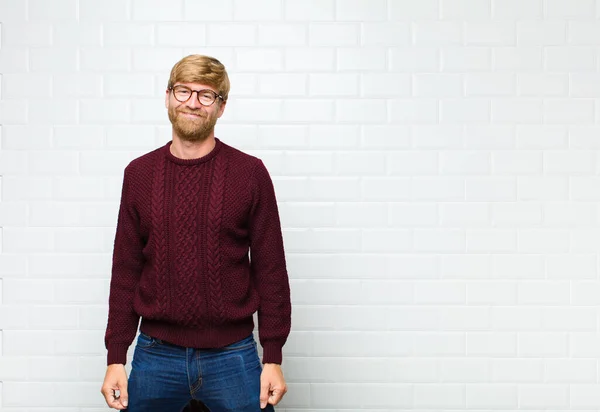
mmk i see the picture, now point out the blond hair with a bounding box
[167,54,230,101]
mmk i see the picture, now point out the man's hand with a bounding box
[260,363,287,409]
[101,364,129,410]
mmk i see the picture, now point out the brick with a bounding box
[412,177,465,201]
[30,47,78,72]
[492,151,543,175]
[492,0,542,18]
[492,99,543,123]
[517,22,566,46]
[233,0,282,20]
[518,73,568,96]
[233,99,282,122]
[284,0,334,20]
[259,24,306,46]
[310,23,359,46]
[236,49,284,72]
[413,125,463,149]
[335,0,387,21]
[466,177,516,201]
[361,22,410,46]
[492,203,542,226]
[207,24,256,46]
[544,150,596,174]
[336,152,386,176]
[80,99,130,124]
[569,22,600,45]
[104,74,155,97]
[338,202,387,227]
[518,176,568,201]
[414,384,465,409]
[309,74,358,96]
[363,229,411,252]
[440,203,490,226]
[492,360,543,382]
[184,0,233,20]
[80,48,132,72]
[441,359,491,382]
[2,74,52,99]
[284,99,334,122]
[157,23,207,46]
[387,151,438,175]
[132,0,182,20]
[467,385,518,409]
[336,99,386,123]
[52,177,107,200]
[361,73,411,97]
[2,23,52,46]
[544,99,595,124]
[465,73,516,96]
[133,48,185,72]
[0,0,26,20]
[413,74,463,97]
[0,100,28,124]
[390,99,438,124]
[441,99,490,123]
[337,48,387,71]
[79,0,129,20]
[441,151,490,175]
[442,47,490,72]
[441,0,491,19]
[1,126,52,150]
[390,0,439,19]
[308,177,360,201]
[467,230,517,252]
[279,202,334,227]
[0,48,28,72]
[53,23,102,46]
[281,152,333,175]
[571,385,600,409]
[545,47,596,71]
[413,22,463,46]
[54,126,104,149]
[309,125,360,149]
[494,47,542,71]
[516,125,567,149]
[468,282,517,305]
[53,74,103,98]
[466,22,515,45]
[544,0,595,19]
[28,0,76,20]
[104,23,154,46]
[391,47,440,72]
[256,74,305,96]
[361,125,409,149]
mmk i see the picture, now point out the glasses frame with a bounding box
[168,85,224,106]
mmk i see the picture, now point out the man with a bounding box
[100,54,291,412]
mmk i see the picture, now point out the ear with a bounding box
[165,89,170,109]
[217,100,227,118]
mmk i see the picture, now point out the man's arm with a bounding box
[248,159,292,365]
[104,166,145,365]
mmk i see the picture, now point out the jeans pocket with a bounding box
[136,332,157,349]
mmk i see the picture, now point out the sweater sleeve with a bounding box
[248,160,292,365]
[104,166,145,365]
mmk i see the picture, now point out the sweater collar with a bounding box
[164,138,223,166]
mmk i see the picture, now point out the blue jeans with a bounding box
[126,332,275,412]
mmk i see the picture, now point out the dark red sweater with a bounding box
[104,138,291,365]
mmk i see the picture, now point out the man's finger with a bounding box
[268,388,285,405]
[260,380,270,409]
[101,388,126,410]
[119,384,129,408]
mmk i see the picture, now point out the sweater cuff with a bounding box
[261,342,283,365]
[107,343,130,366]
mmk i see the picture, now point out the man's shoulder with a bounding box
[220,140,263,170]
[124,144,166,174]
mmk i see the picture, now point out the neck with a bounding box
[170,135,216,160]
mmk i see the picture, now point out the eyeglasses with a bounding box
[168,85,224,106]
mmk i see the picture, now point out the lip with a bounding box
[180,112,203,119]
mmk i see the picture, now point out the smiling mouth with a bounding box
[180,112,203,119]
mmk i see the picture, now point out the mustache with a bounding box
[177,110,205,117]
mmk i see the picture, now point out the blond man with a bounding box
[101,55,291,412]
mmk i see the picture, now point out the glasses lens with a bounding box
[173,86,191,102]
[198,91,216,105]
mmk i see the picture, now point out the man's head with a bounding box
[165,55,230,143]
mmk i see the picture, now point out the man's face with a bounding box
[165,82,227,143]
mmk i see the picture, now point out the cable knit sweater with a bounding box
[104,138,291,366]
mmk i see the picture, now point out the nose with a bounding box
[185,91,202,109]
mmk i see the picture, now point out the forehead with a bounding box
[173,82,217,92]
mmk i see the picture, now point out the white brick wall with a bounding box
[1,0,600,410]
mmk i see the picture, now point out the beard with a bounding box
[167,104,218,143]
